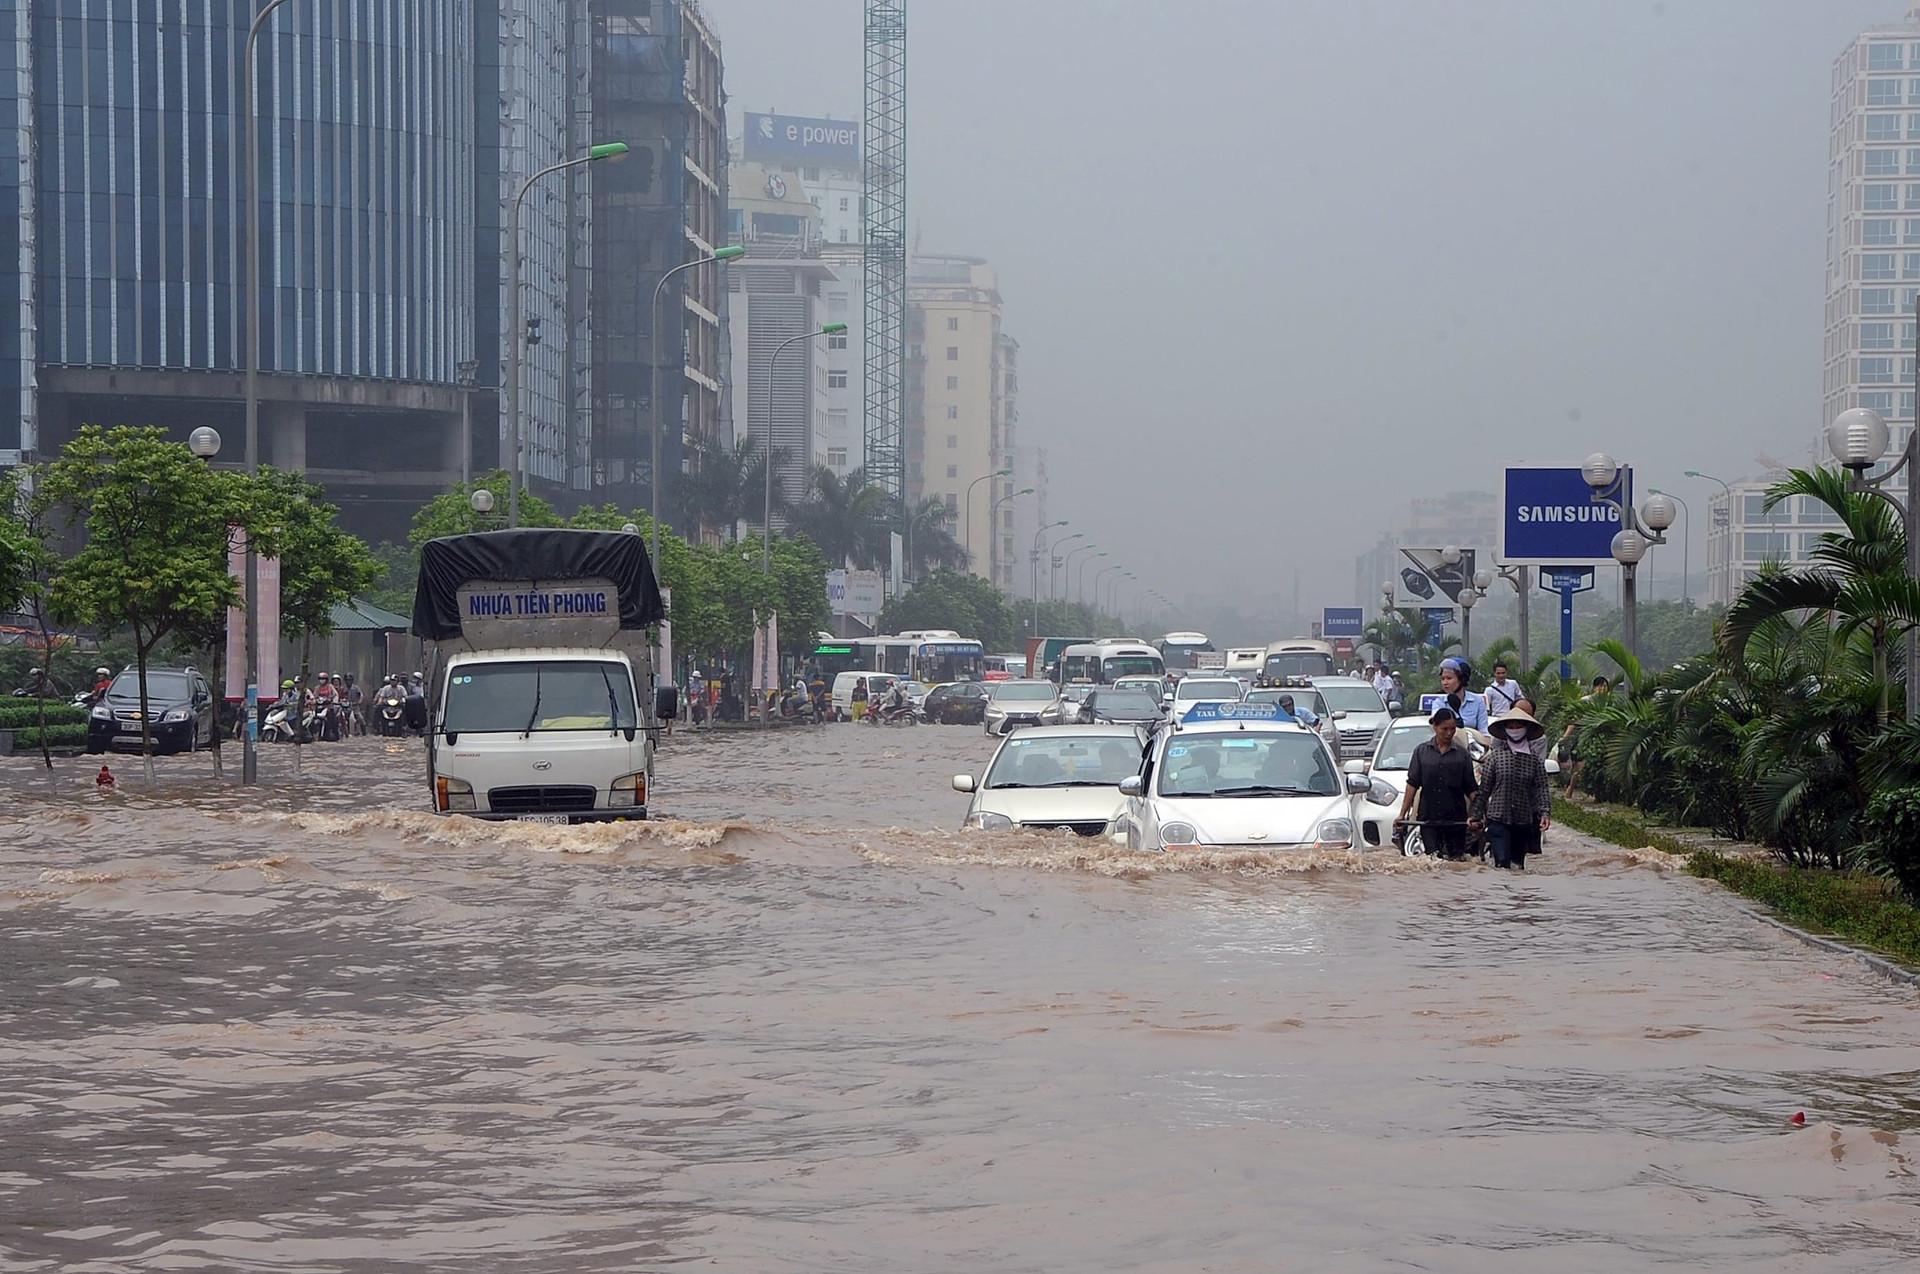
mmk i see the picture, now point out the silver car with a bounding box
[983,678,1060,736]
[954,724,1146,835]
[1040,682,1098,726]
[1308,676,1393,761]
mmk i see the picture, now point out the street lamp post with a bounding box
[964,468,1012,574]
[1062,542,1098,604]
[987,486,1034,586]
[1458,585,1477,662]
[650,242,745,567]
[1683,469,1732,606]
[1051,533,1087,600]
[1825,406,1920,720]
[760,323,848,571]
[1649,487,1691,607]
[1581,451,1674,666]
[1091,562,1119,612]
[1076,552,1108,609]
[1029,520,1067,633]
[506,141,630,529]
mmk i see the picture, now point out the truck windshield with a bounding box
[444,661,636,733]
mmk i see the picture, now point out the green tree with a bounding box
[907,496,967,575]
[767,535,832,657]
[879,570,1019,650]
[408,471,561,551]
[0,469,64,769]
[676,434,781,542]
[34,425,279,779]
[257,469,381,681]
[786,466,889,569]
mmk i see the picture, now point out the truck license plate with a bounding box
[517,814,569,825]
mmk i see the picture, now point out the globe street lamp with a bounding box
[1582,451,1672,664]
[188,427,222,460]
[1648,487,1691,606]
[1458,584,1478,662]
[1825,405,1920,719]
[508,140,632,529]
[651,242,747,568]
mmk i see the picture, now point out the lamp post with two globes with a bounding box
[1825,406,1920,720]
[1579,452,1678,666]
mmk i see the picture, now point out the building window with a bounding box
[839,229,850,243]
[1868,183,1900,211]
[1871,148,1903,176]
[944,493,958,512]
[1869,218,1900,245]
[828,293,849,316]
[1743,531,1793,559]
[1871,114,1903,141]
[828,370,848,388]
[839,196,850,211]
[1872,78,1905,107]
[1862,355,1896,383]
[803,167,820,181]
[827,447,848,468]
[1864,287,1898,314]
[946,433,958,448]
[946,316,960,331]
[1863,321,1897,349]
[946,346,959,361]
[1865,253,1898,280]
[945,464,958,479]
[946,405,959,420]
[945,376,959,390]
[1872,42,1905,71]
[828,333,848,349]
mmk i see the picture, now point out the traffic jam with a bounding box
[809,629,1547,859]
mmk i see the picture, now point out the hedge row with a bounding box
[3,723,90,749]
[0,700,88,730]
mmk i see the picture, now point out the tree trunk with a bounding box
[208,634,225,780]
[1875,623,1890,725]
[135,633,156,788]
[31,595,54,771]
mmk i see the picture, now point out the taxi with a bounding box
[1108,700,1379,852]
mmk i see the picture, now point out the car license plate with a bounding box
[517,814,569,825]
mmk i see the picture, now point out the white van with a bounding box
[831,670,898,720]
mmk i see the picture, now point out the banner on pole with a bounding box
[256,553,280,699]
[224,528,247,699]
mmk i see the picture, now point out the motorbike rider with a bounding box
[89,666,114,705]
[878,679,910,722]
[11,667,57,698]
[342,675,365,735]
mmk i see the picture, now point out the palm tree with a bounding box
[785,466,890,569]
[907,497,967,575]
[1720,466,1920,723]
[676,435,783,542]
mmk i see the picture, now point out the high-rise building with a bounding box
[907,255,1017,588]
[1825,10,1920,474]
[2,1,476,536]
[1703,473,1844,607]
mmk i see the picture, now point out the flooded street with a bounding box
[3,725,1919,1271]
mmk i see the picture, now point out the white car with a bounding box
[1358,716,1557,852]
[983,678,1060,735]
[1168,676,1245,720]
[1109,701,1378,852]
[1308,675,1394,762]
[954,725,1146,836]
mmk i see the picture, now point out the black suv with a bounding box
[86,667,217,754]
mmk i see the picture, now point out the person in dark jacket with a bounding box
[1472,708,1553,870]
[1397,705,1479,860]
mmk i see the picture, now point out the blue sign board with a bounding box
[743,112,861,167]
[1420,693,1447,715]
[1499,466,1631,566]
[1179,701,1288,724]
[1322,607,1364,638]
[1537,565,1597,680]
[1420,606,1454,647]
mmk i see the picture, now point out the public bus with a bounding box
[1057,639,1166,685]
[852,636,918,678]
[1259,639,1338,683]
[851,631,986,684]
[806,637,862,683]
[1155,631,1217,674]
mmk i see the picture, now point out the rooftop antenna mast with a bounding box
[863,1,907,534]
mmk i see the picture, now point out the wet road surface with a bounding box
[2,725,1918,1271]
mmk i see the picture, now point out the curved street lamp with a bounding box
[1049,530,1086,600]
[964,468,1013,573]
[651,241,747,566]
[761,322,849,570]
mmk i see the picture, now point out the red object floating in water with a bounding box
[96,765,115,788]
[1789,1111,1806,1126]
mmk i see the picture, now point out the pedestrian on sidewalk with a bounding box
[1472,708,1552,870]
[1485,660,1525,716]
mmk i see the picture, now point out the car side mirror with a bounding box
[1332,710,1348,720]
[1342,759,1366,775]
[1119,775,1144,796]
[1346,774,1372,794]
[952,774,976,793]
[1161,692,1174,703]
[656,685,679,721]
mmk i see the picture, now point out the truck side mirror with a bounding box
[656,684,679,721]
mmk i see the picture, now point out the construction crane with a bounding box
[863,2,907,535]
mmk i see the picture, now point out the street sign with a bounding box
[1499,466,1631,566]
[1538,565,1597,679]
[1394,547,1479,606]
[1322,607,1364,638]
[1420,606,1455,647]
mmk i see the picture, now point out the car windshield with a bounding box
[109,672,189,699]
[1156,732,1340,797]
[986,735,1142,788]
[1264,652,1337,679]
[1060,684,1095,701]
[1176,679,1242,701]
[443,661,636,733]
[1100,655,1163,680]
[1091,690,1160,716]
[1372,726,1431,771]
[1245,689,1324,715]
[1318,685,1386,713]
[993,681,1056,702]
[1114,677,1161,693]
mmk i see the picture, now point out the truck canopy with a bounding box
[411,528,665,644]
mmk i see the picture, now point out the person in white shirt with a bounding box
[1485,660,1525,716]
[1370,664,1394,700]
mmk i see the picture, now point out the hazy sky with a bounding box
[708,0,1897,611]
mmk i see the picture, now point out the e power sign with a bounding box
[743,112,860,167]
[1499,466,1630,567]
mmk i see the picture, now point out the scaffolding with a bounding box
[862,1,906,529]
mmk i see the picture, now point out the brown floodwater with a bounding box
[3,725,1918,1271]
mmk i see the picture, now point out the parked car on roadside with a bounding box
[85,667,217,755]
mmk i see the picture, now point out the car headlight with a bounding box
[435,775,475,813]
[161,708,190,724]
[1366,779,1397,806]
[967,811,1015,831]
[1159,821,1199,847]
[1315,817,1354,849]
[90,704,112,720]
[610,771,648,808]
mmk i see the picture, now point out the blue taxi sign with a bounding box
[1179,701,1287,724]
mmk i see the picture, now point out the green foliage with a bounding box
[3,722,88,749]
[408,471,561,550]
[1029,598,1126,643]
[674,434,780,542]
[254,468,380,644]
[881,571,1020,650]
[0,700,87,729]
[783,466,890,569]
[906,497,967,576]
[363,540,418,617]
[1858,785,1920,905]
[0,470,37,612]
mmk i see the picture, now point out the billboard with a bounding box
[826,569,885,617]
[1393,547,1479,606]
[743,112,860,167]
[1499,466,1631,566]
[1322,607,1364,638]
[1421,606,1455,647]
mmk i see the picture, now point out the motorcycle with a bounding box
[872,699,919,727]
[261,700,300,744]
[312,700,344,742]
[376,686,408,737]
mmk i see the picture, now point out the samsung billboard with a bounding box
[743,112,860,167]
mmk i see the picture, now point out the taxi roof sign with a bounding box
[1178,701,1289,724]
